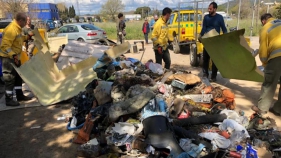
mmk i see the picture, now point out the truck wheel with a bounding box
[190,44,199,67]
[172,38,180,54]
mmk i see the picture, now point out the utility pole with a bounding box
[76,0,80,16]
[226,0,229,27]
[142,8,144,19]
[237,0,242,30]
[250,0,257,39]
[256,0,260,33]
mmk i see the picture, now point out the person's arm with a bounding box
[220,15,227,34]
[258,28,269,66]
[156,24,168,47]
[200,15,207,36]
[1,28,17,58]
[142,23,144,32]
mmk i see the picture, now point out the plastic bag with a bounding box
[148,62,164,75]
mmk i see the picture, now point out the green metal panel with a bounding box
[201,29,264,82]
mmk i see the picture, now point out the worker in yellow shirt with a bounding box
[151,7,173,69]
[0,13,33,106]
[252,13,281,116]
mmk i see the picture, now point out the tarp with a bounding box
[13,51,98,106]
[201,29,264,82]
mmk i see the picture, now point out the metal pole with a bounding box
[256,0,260,33]
[195,2,198,41]
[237,0,242,30]
[250,0,257,39]
[267,5,269,13]
[226,0,229,27]
[201,0,204,16]
[178,3,180,40]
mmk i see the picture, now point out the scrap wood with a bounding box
[105,41,131,58]
[167,74,201,85]
[73,113,94,144]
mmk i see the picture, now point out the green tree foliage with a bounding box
[69,5,76,18]
[273,4,281,19]
[100,0,125,20]
[134,6,151,18]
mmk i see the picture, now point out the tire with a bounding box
[77,38,85,42]
[190,44,199,67]
[173,40,180,54]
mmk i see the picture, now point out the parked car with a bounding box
[54,20,62,28]
[45,20,56,31]
[54,23,107,43]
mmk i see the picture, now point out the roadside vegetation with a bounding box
[94,19,262,40]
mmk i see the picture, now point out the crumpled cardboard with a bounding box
[167,74,201,85]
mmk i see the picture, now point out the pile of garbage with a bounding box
[59,51,280,158]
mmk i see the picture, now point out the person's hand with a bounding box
[157,46,163,54]
[251,49,259,57]
[118,32,122,35]
[13,55,20,67]
[28,31,34,36]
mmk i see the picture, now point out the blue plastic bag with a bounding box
[246,143,258,158]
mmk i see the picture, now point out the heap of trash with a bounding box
[54,43,281,158]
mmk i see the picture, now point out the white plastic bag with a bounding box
[148,63,164,75]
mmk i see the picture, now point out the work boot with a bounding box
[16,90,32,101]
[5,97,20,106]
[251,106,267,116]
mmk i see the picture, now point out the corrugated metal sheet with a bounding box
[13,51,98,106]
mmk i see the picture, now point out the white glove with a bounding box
[118,32,122,35]
[22,46,26,51]
[251,49,259,57]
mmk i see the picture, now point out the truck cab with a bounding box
[168,10,203,56]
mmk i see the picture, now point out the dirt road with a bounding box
[0,37,278,158]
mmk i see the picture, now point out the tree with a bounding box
[69,5,76,18]
[135,6,151,18]
[151,9,160,17]
[100,0,125,20]
[61,14,68,22]
[273,4,281,19]
[75,15,79,22]
[0,0,33,19]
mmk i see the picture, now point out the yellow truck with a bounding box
[168,4,251,67]
[168,9,204,67]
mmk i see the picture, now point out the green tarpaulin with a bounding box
[201,29,264,82]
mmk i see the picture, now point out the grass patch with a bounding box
[94,19,261,40]
[95,21,145,40]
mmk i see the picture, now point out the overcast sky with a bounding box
[36,0,229,15]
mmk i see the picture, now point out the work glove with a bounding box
[157,46,163,54]
[251,49,259,57]
[13,55,21,67]
[118,32,122,35]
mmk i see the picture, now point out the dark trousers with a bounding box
[258,56,281,113]
[1,57,22,96]
[202,48,218,79]
[144,33,148,44]
[154,49,171,69]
